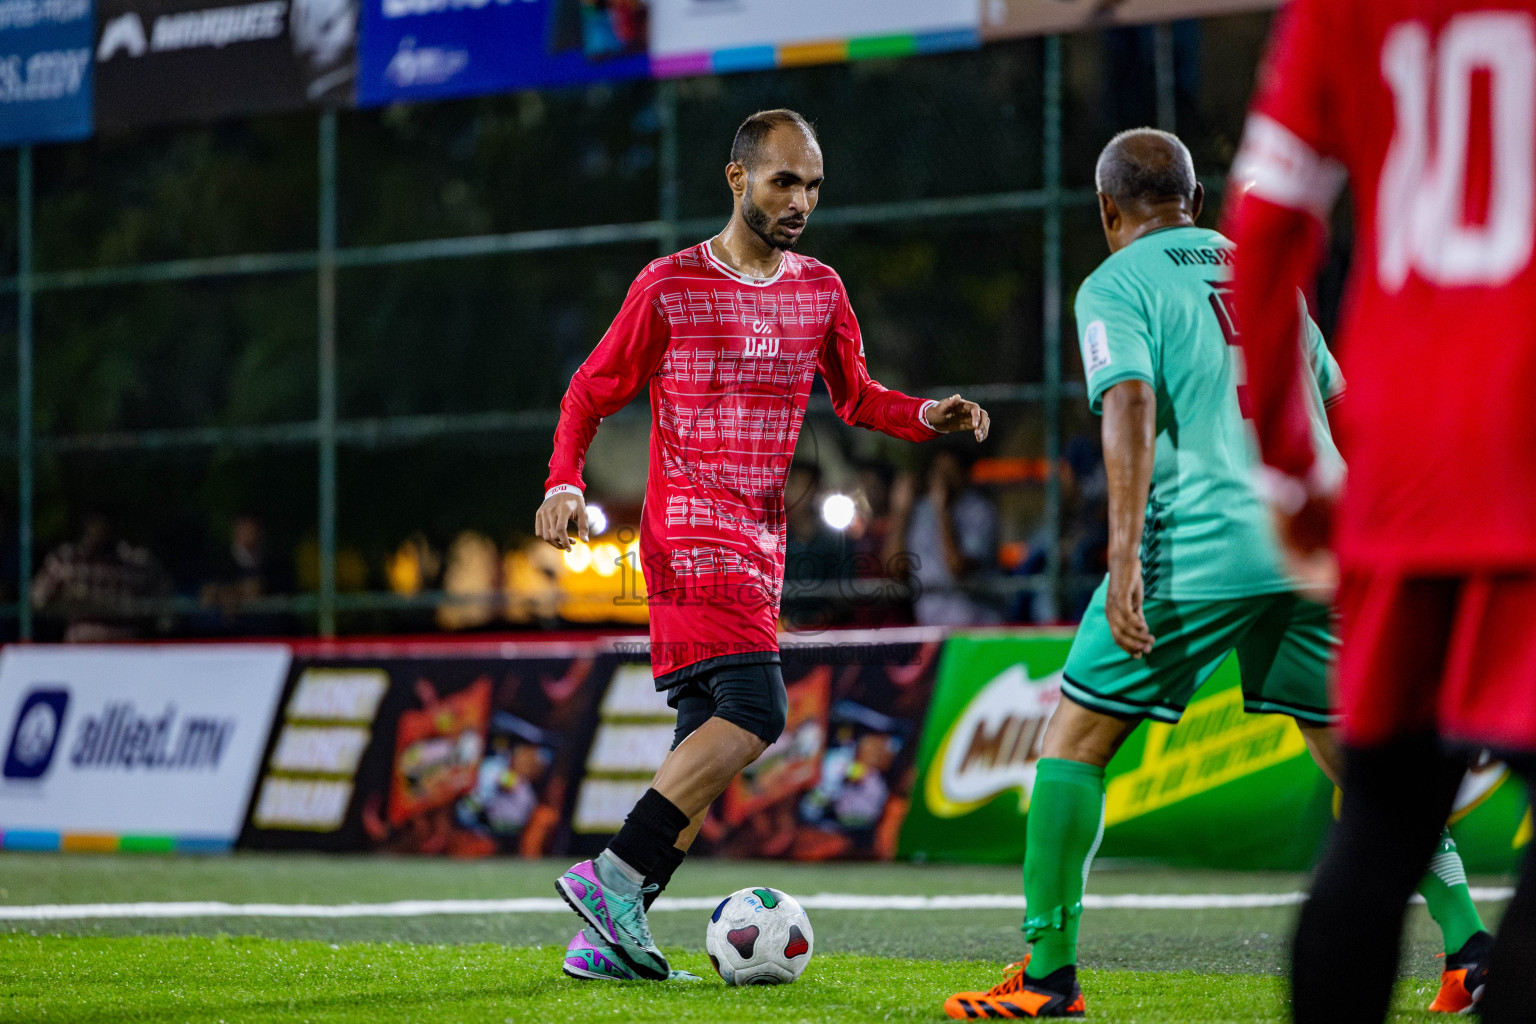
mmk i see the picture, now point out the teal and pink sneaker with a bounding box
[561,930,701,982]
[555,858,670,980]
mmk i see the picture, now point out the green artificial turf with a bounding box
[0,853,1505,976]
[0,853,1510,1021]
[0,935,1450,1024]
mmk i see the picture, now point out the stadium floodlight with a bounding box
[821,493,856,532]
[590,543,622,577]
[586,504,609,536]
[563,543,593,574]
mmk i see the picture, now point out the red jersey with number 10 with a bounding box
[1232,0,1536,570]
[546,242,937,686]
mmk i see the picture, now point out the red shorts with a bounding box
[1336,568,1536,752]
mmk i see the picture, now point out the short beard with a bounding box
[742,183,798,252]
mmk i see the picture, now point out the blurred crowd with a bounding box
[18,436,1109,641]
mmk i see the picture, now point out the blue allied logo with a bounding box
[3,689,69,780]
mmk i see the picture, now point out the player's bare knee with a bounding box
[1041,697,1132,766]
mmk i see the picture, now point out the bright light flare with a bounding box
[562,543,592,573]
[585,503,609,536]
[591,542,622,577]
[821,493,856,531]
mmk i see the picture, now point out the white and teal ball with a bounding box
[704,886,814,985]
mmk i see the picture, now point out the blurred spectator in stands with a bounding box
[1061,434,1109,617]
[848,459,911,625]
[1009,434,1110,622]
[887,445,1003,627]
[850,459,896,573]
[438,530,500,631]
[198,514,296,636]
[783,461,849,631]
[784,462,846,582]
[1009,435,1110,624]
[32,511,174,642]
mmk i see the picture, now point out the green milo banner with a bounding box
[899,631,1529,873]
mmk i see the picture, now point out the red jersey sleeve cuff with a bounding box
[917,399,940,434]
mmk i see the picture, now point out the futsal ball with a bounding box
[704,886,814,985]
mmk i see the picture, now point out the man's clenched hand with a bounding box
[536,491,588,551]
[926,394,991,442]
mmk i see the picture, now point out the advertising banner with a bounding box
[650,0,979,78]
[0,645,290,850]
[241,650,608,855]
[572,629,945,861]
[94,0,356,130]
[0,0,93,146]
[356,0,648,107]
[980,0,1277,40]
[900,632,1529,872]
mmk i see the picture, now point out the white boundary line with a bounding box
[0,889,1513,921]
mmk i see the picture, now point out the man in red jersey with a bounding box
[1228,2,1536,1020]
[536,109,990,982]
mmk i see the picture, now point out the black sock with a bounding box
[1291,735,1463,1024]
[643,844,688,911]
[1034,964,1077,996]
[1482,762,1536,1024]
[607,788,690,882]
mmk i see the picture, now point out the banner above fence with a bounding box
[980,0,1277,40]
[0,645,290,851]
[356,0,649,108]
[93,0,357,130]
[0,0,94,145]
[649,0,980,78]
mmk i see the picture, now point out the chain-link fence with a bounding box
[0,16,1278,639]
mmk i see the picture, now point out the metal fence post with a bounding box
[318,111,339,637]
[1154,23,1177,132]
[17,146,33,641]
[1042,37,1064,622]
[657,81,680,255]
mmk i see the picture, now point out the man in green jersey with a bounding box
[943,129,1489,1020]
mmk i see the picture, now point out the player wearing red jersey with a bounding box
[1229,1,1536,1020]
[537,109,990,982]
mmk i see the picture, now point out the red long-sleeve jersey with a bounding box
[546,242,938,686]
[1230,0,1536,571]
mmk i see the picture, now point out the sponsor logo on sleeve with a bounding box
[1084,319,1112,376]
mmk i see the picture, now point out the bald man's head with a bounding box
[1095,128,1197,206]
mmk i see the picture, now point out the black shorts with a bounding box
[667,662,788,747]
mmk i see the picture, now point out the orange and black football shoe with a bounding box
[944,961,1084,1019]
[1428,931,1491,1014]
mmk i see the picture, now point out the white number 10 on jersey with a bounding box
[1379,12,1536,290]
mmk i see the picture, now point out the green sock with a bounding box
[1417,828,1486,956]
[1022,757,1106,980]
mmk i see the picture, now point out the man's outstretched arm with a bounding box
[818,286,989,442]
[1101,380,1156,658]
[537,277,670,550]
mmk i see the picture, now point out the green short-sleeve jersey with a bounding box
[1075,225,1344,600]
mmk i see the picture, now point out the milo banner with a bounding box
[980,0,1278,40]
[241,650,608,856]
[900,632,1529,872]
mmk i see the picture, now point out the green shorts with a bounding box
[1062,582,1338,726]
